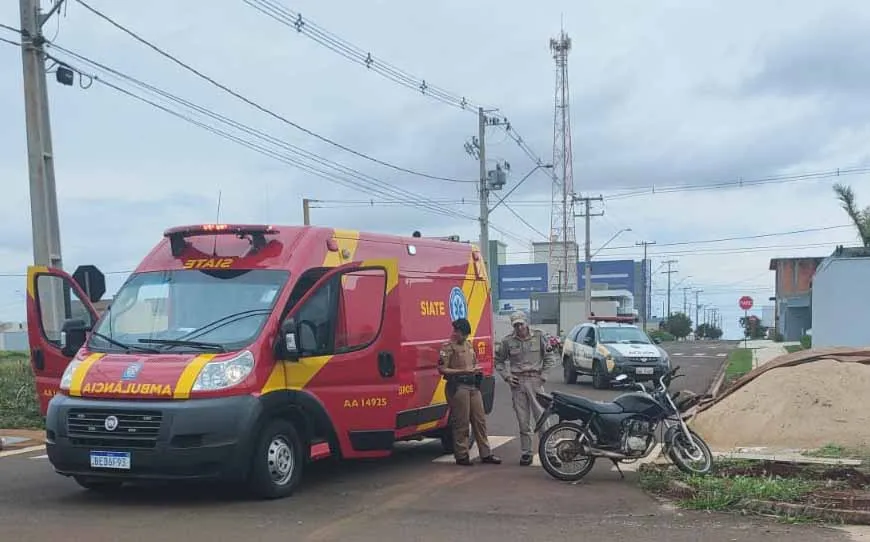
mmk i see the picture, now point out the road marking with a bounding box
[31,454,48,460]
[431,436,515,463]
[673,352,684,356]
[716,353,727,357]
[0,444,45,458]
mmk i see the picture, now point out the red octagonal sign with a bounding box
[739,295,754,311]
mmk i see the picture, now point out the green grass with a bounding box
[678,474,818,510]
[0,352,43,429]
[784,344,805,353]
[805,443,870,464]
[724,348,753,382]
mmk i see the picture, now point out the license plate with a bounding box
[635,367,654,375]
[90,451,131,470]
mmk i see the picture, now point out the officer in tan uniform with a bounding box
[438,318,502,466]
[495,310,558,465]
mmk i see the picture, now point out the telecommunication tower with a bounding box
[548,28,577,292]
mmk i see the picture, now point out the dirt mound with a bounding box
[691,357,870,450]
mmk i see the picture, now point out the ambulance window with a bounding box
[334,269,387,352]
[35,274,94,345]
[294,279,336,356]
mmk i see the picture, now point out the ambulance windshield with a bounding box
[88,269,289,353]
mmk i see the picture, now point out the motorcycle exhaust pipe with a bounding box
[582,446,628,460]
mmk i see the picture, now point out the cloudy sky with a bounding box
[1,0,869,340]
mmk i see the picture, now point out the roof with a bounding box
[768,256,826,271]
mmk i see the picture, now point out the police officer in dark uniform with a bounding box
[438,318,502,466]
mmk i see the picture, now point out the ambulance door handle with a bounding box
[377,351,395,378]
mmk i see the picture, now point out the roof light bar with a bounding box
[590,315,639,324]
[164,224,280,257]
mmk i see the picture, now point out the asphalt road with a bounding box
[0,340,854,541]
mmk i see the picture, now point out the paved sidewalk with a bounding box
[737,339,800,369]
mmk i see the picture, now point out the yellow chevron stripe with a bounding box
[68,353,105,397]
[26,265,49,299]
[173,353,218,399]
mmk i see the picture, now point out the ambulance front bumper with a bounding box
[44,394,260,482]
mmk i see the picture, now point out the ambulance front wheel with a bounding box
[248,419,304,499]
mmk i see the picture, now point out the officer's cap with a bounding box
[509,310,528,326]
[452,318,472,336]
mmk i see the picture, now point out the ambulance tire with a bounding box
[73,476,123,492]
[247,419,304,500]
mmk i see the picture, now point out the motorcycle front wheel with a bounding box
[537,421,596,482]
[666,427,713,475]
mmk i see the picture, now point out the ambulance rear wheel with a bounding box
[73,476,122,492]
[248,419,304,499]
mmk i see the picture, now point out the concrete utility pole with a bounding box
[302,198,312,225]
[662,259,678,319]
[682,286,691,315]
[477,107,488,268]
[694,289,703,331]
[576,195,603,319]
[20,0,67,330]
[636,241,655,328]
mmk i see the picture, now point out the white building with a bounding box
[810,246,870,348]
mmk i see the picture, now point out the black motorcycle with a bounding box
[533,366,713,482]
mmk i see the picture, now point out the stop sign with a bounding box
[739,295,754,311]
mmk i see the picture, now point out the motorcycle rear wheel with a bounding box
[537,422,596,482]
[666,427,713,475]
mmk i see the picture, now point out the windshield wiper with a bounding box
[174,309,273,342]
[138,338,227,352]
[90,331,161,354]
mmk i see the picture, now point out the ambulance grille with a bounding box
[67,408,162,448]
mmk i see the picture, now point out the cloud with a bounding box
[2,0,870,341]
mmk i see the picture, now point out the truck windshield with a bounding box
[598,327,652,344]
[88,269,289,353]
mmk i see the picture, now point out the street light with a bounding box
[584,227,632,318]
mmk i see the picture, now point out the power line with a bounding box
[239,0,490,114]
[502,203,548,240]
[0,36,20,47]
[238,0,558,188]
[0,22,22,34]
[72,0,475,184]
[45,45,475,224]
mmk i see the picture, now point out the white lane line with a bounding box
[0,444,46,458]
[673,352,684,356]
[30,454,48,460]
[431,436,516,463]
[716,353,727,357]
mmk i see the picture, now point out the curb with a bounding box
[706,351,731,398]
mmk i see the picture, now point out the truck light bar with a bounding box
[589,315,639,324]
[164,224,280,257]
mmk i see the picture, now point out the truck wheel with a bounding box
[247,419,304,499]
[563,357,578,384]
[592,361,609,390]
[73,476,122,492]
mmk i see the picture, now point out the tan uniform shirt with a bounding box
[494,329,557,381]
[439,340,479,375]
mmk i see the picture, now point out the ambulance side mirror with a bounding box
[60,318,90,357]
[277,318,300,361]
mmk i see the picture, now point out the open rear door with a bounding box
[25,266,100,415]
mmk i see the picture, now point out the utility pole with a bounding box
[635,241,655,329]
[302,198,312,225]
[694,289,703,335]
[20,0,67,332]
[662,259,678,319]
[576,195,603,318]
[477,107,488,272]
[682,286,691,315]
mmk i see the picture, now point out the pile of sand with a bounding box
[692,358,870,450]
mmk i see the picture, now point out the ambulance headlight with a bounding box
[59,359,83,391]
[191,350,255,392]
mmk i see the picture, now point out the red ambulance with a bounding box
[26,224,495,498]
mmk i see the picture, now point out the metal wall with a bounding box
[577,259,636,291]
[497,263,549,302]
[811,256,870,347]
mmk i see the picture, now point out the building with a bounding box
[769,256,825,341]
[486,240,508,310]
[810,246,870,347]
[532,241,580,291]
[496,258,649,321]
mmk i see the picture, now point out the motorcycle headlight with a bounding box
[59,359,83,391]
[191,350,255,392]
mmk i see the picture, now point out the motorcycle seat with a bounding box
[552,391,624,414]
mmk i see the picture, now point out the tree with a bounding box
[833,183,870,247]
[695,322,723,340]
[665,312,692,339]
[739,315,766,339]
